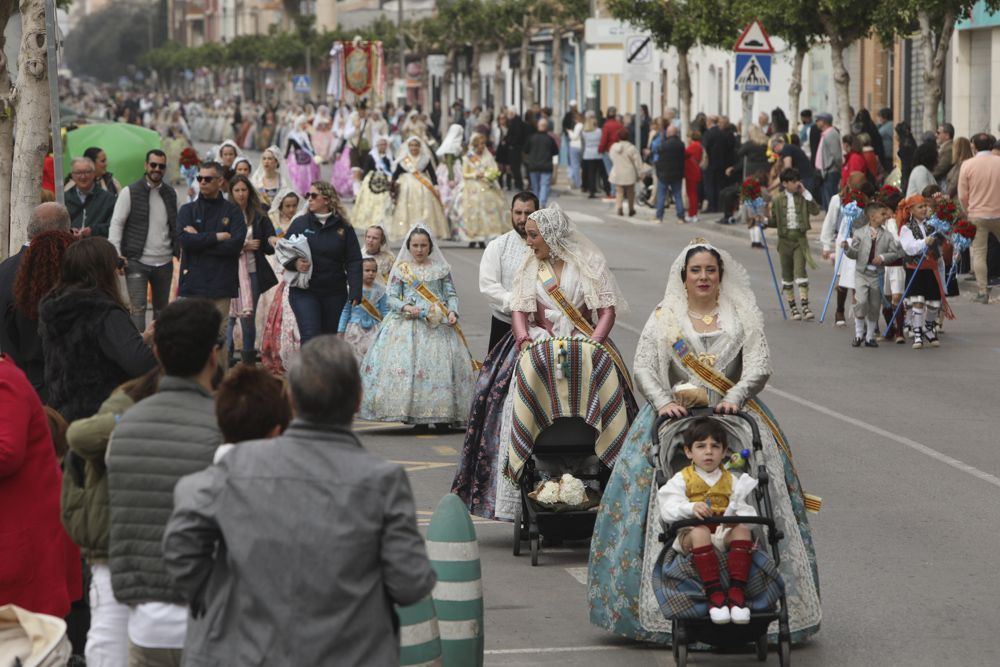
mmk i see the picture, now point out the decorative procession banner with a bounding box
[329,39,385,103]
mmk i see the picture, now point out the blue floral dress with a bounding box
[360,262,475,426]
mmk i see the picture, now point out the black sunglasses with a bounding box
[147,162,167,171]
[196,175,217,183]
[303,192,323,200]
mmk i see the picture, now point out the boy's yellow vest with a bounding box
[682,465,733,516]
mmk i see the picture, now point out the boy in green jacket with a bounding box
[769,168,820,320]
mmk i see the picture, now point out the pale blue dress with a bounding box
[359,262,475,426]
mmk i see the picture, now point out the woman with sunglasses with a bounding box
[283,181,363,343]
[38,237,158,422]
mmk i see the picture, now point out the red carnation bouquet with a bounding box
[841,188,868,209]
[179,147,201,169]
[879,184,901,198]
[935,197,959,222]
[740,178,762,202]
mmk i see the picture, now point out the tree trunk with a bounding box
[551,27,563,117]
[493,39,506,118]
[519,15,534,110]
[0,2,16,258]
[441,46,456,136]
[919,8,954,134]
[470,42,482,109]
[420,52,431,113]
[788,46,805,125]
[10,0,49,252]
[676,47,691,139]
[826,29,853,132]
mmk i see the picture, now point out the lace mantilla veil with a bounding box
[391,222,452,281]
[509,205,629,314]
[394,135,433,173]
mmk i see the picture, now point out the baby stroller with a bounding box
[508,337,629,566]
[647,408,791,666]
[512,417,609,565]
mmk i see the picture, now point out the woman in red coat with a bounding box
[840,134,868,187]
[0,354,81,617]
[684,129,704,222]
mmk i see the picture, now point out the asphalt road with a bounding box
[354,188,1000,667]
[207,144,1000,665]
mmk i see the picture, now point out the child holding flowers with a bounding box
[843,197,904,347]
[897,195,952,349]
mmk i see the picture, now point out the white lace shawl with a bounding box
[633,241,771,409]
[509,206,628,314]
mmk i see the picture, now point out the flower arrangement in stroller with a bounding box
[647,408,792,666]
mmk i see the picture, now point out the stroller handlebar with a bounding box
[660,515,782,544]
[646,407,764,468]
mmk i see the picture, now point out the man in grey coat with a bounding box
[163,336,435,667]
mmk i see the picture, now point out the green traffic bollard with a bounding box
[427,493,484,667]
[397,595,443,667]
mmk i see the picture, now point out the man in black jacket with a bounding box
[523,118,560,207]
[505,109,528,191]
[109,149,179,331]
[65,157,116,238]
[654,125,687,223]
[177,161,246,367]
[704,116,737,213]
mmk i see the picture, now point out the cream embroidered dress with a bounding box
[452,148,508,243]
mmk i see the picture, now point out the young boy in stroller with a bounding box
[658,417,757,625]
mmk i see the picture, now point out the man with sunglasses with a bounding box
[110,149,180,331]
[177,161,247,366]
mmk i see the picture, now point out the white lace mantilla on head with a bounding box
[391,222,452,282]
[509,205,628,314]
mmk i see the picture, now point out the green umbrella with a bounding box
[64,123,162,186]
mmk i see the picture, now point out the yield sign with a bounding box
[734,19,774,54]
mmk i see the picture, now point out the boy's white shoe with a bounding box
[709,606,731,624]
[730,606,751,624]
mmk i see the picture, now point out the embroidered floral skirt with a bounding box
[360,312,474,426]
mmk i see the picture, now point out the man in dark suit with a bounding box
[0,203,71,355]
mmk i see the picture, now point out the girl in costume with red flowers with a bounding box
[897,195,948,349]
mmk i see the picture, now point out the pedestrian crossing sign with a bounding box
[734,53,771,92]
[293,74,311,94]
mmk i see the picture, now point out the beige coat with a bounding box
[608,140,645,186]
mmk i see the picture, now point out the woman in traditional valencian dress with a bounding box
[360,224,475,429]
[258,188,302,375]
[452,133,508,246]
[389,137,449,242]
[285,115,320,195]
[451,206,637,521]
[352,136,395,230]
[587,238,821,645]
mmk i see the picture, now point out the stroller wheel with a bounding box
[672,621,688,666]
[778,638,791,667]
[756,634,768,661]
[530,533,539,566]
[512,503,523,556]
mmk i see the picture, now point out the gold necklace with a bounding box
[688,309,719,326]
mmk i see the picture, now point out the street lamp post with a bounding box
[45,0,63,206]
[398,0,405,104]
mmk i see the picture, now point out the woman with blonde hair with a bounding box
[453,133,508,245]
[283,181,363,343]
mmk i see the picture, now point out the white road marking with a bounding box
[765,385,1000,490]
[484,645,622,655]
[561,209,605,224]
[565,566,588,585]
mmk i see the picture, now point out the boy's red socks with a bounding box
[727,539,754,607]
[691,544,726,608]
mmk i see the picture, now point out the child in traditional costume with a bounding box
[338,257,388,362]
[897,195,948,349]
[360,224,475,428]
[768,168,820,320]
[658,418,757,625]
[843,198,904,347]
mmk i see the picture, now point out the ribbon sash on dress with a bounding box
[408,166,444,207]
[360,298,383,322]
[537,260,634,392]
[397,262,482,371]
[670,337,822,514]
